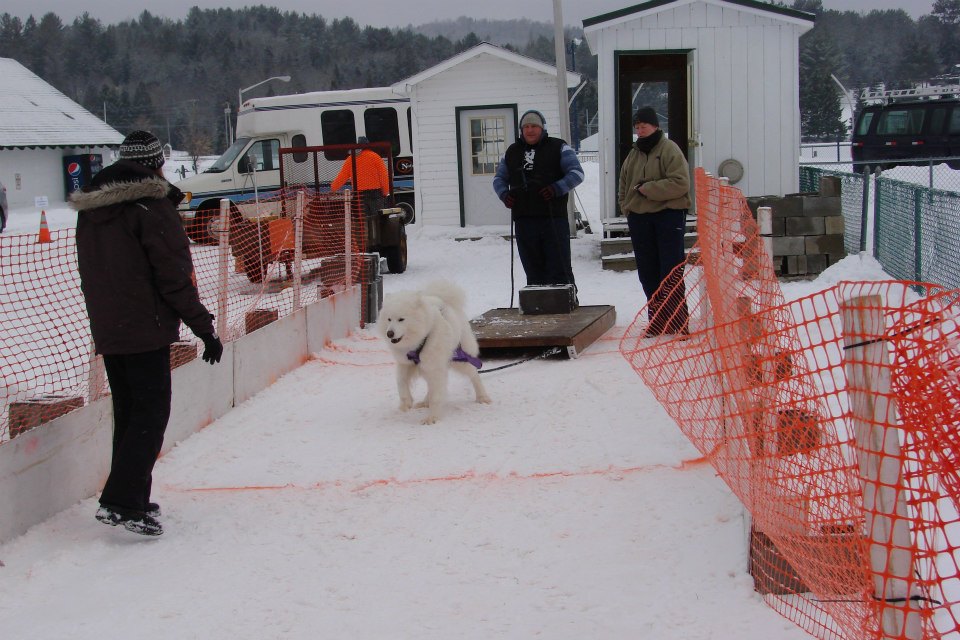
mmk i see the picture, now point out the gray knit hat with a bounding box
[519,110,546,129]
[118,130,165,169]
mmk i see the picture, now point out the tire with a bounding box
[185,207,216,244]
[383,225,408,274]
[243,252,267,283]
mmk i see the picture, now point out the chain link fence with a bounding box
[800,158,960,290]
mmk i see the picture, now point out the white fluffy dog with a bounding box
[379,280,492,424]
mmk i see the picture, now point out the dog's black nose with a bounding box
[386,330,394,338]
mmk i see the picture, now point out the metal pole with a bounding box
[552,0,571,144]
[223,104,231,149]
[570,40,579,151]
[913,187,922,285]
[552,0,576,238]
[860,169,870,253]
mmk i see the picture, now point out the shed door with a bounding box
[615,53,690,215]
[458,107,514,226]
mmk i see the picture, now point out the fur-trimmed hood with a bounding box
[69,176,169,211]
[69,160,182,221]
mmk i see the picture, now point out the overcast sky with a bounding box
[1,0,932,27]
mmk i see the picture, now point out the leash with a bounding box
[479,346,563,374]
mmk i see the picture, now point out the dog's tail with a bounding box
[422,279,466,313]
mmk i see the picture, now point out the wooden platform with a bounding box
[470,305,616,359]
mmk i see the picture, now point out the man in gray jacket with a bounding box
[71,130,223,536]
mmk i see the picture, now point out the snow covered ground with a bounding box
[0,158,891,638]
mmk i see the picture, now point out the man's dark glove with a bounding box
[539,185,556,201]
[502,193,515,208]
[199,332,223,364]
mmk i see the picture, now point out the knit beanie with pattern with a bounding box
[118,130,165,169]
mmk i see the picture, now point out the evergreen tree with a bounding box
[799,29,847,141]
[0,14,24,57]
[932,0,960,73]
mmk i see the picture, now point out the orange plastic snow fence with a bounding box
[620,168,960,640]
[0,185,372,444]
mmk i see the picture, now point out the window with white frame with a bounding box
[469,116,506,175]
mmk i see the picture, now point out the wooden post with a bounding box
[757,206,773,274]
[217,198,230,339]
[86,348,106,403]
[841,295,921,640]
[344,189,353,289]
[293,190,304,311]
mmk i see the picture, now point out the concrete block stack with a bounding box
[746,177,846,277]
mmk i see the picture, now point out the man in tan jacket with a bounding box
[618,107,692,335]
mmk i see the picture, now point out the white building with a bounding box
[392,43,580,227]
[0,57,123,210]
[583,0,814,219]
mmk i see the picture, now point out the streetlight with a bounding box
[223,102,232,147]
[238,75,291,114]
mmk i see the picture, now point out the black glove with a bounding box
[502,193,515,208]
[539,185,556,201]
[199,332,223,364]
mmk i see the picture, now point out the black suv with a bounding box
[852,98,960,172]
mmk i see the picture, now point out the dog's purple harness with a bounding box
[407,343,482,369]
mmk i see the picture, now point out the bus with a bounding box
[176,87,414,244]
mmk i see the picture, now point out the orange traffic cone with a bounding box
[37,210,51,244]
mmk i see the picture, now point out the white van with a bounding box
[176,86,414,244]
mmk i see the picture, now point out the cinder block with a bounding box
[772,236,806,256]
[824,215,845,235]
[9,394,85,438]
[819,176,842,197]
[785,216,825,236]
[772,197,803,218]
[769,216,786,237]
[805,254,827,274]
[805,234,845,256]
[245,308,279,334]
[800,196,842,217]
[785,255,807,275]
[749,527,808,594]
[170,340,198,369]
[750,524,864,596]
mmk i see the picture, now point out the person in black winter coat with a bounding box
[493,110,584,288]
[70,130,223,536]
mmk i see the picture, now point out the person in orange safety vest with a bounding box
[330,136,390,196]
